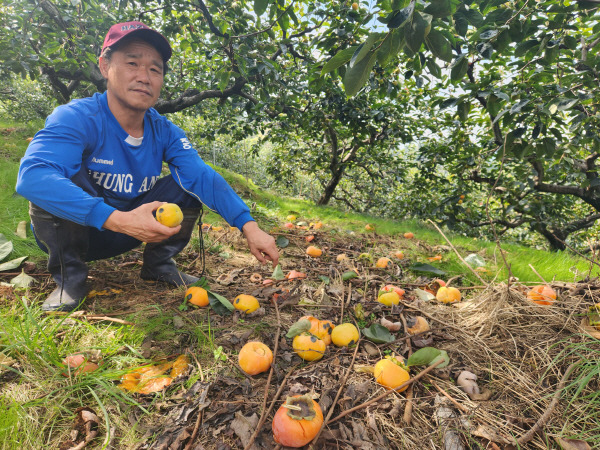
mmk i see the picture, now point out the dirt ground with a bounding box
[9,224,600,450]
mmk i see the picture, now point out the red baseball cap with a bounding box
[102,21,172,62]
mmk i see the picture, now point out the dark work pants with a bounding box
[33,172,201,262]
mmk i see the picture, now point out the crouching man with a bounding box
[16,21,279,312]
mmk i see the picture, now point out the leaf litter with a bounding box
[4,222,600,449]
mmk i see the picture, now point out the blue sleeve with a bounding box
[164,125,254,230]
[15,107,116,230]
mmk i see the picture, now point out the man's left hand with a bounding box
[242,221,279,266]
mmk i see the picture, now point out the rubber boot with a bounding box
[140,208,200,287]
[29,204,89,312]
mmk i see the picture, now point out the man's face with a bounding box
[100,38,164,114]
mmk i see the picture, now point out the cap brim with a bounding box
[122,28,172,62]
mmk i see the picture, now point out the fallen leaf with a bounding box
[414,288,435,301]
[457,371,480,395]
[555,437,592,450]
[15,221,27,239]
[231,412,259,449]
[10,269,35,288]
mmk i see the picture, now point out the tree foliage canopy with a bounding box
[2,0,600,250]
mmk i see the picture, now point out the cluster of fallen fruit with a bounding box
[58,209,589,448]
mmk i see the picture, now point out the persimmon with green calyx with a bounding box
[379,285,405,299]
[156,203,183,227]
[373,358,410,391]
[272,394,324,448]
[238,341,273,375]
[184,286,209,307]
[406,316,430,335]
[378,291,400,307]
[233,294,260,314]
[526,285,557,305]
[300,315,335,345]
[331,323,360,347]
[293,333,326,361]
[436,286,461,303]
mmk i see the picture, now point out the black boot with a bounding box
[29,203,90,312]
[140,208,200,287]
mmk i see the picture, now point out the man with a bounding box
[16,21,279,312]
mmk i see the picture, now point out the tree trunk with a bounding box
[316,167,345,205]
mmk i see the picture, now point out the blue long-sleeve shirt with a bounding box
[16,92,253,231]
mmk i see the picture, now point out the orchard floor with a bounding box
[7,224,600,450]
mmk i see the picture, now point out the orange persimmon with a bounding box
[272,394,324,447]
[527,285,557,305]
[238,341,273,375]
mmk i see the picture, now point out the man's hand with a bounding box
[242,221,279,266]
[103,201,180,242]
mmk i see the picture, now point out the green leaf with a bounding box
[450,54,468,81]
[286,318,312,338]
[342,271,358,281]
[362,324,396,344]
[510,99,530,114]
[464,9,484,27]
[0,234,13,261]
[430,350,450,368]
[405,11,428,53]
[272,264,285,280]
[0,256,27,272]
[207,290,234,315]
[376,34,394,66]
[453,11,468,36]
[189,277,209,289]
[254,0,269,16]
[457,100,470,121]
[514,39,538,57]
[406,346,441,367]
[556,98,578,111]
[409,263,446,276]
[319,275,330,284]
[425,29,452,62]
[321,46,359,75]
[350,33,380,68]
[217,70,230,92]
[424,0,452,18]
[275,236,289,248]
[426,58,441,78]
[388,5,413,29]
[344,50,378,97]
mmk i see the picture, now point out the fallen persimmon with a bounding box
[379,285,405,299]
[331,323,360,347]
[300,316,335,345]
[286,270,307,280]
[306,246,322,258]
[436,286,461,303]
[374,358,410,391]
[406,316,430,335]
[377,291,400,307]
[238,341,273,376]
[234,294,260,313]
[292,333,326,361]
[404,232,414,239]
[336,253,347,262]
[526,285,557,305]
[375,257,391,268]
[272,394,324,448]
[184,286,209,307]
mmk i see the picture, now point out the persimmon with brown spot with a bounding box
[292,333,326,361]
[234,294,260,313]
[156,203,183,227]
[527,285,557,305]
[238,341,273,375]
[300,316,335,345]
[184,286,209,307]
[306,246,322,257]
[406,316,430,335]
[436,286,461,303]
[272,394,324,447]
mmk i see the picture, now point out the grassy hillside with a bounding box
[0,120,596,283]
